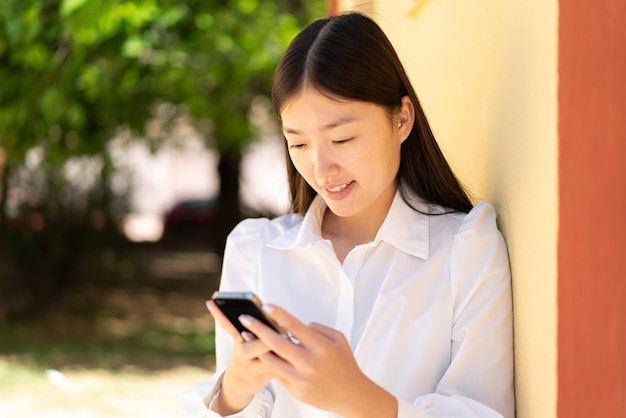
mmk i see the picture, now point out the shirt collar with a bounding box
[267,190,430,260]
[375,190,429,259]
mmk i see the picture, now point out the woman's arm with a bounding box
[400,203,514,417]
[181,218,278,418]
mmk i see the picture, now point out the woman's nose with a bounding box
[312,146,338,178]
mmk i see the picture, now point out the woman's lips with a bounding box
[323,180,355,200]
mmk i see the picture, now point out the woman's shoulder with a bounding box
[403,188,499,237]
[220,213,304,289]
[228,213,303,243]
[455,202,501,238]
[426,201,501,242]
[400,191,501,238]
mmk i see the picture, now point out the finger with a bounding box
[234,317,291,369]
[206,300,244,341]
[260,304,320,347]
[309,322,344,343]
[241,331,256,342]
[239,314,302,360]
[239,337,274,359]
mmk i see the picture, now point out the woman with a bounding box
[182,11,514,418]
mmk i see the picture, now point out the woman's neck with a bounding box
[321,203,391,263]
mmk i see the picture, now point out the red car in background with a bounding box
[161,198,218,244]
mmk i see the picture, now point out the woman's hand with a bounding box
[239,304,398,418]
[205,300,274,415]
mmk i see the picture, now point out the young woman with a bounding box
[182,12,514,418]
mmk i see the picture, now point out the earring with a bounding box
[397,122,402,128]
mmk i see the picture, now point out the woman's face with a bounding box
[281,88,410,222]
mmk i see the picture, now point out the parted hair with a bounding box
[272,12,473,215]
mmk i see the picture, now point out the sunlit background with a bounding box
[5,97,290,243]
[0,0,324,416]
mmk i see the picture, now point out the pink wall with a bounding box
[558,0,626,416]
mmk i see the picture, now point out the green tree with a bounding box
[0,0,324,315]
[0,0,323,242]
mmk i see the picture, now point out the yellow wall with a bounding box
[338,1,558,417]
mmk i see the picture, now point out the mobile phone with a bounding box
[211,291,287,337]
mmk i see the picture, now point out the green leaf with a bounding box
[195,13,213,31]
[122,36,146,58]
[60,0,88,17]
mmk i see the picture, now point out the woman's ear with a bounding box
[397,96,415,143]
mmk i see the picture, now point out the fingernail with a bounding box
[261,304,274,314]
[241,331,254,341]
[205,300,213,310]
[239,315,252,326]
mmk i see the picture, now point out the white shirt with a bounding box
[181,191,514,418]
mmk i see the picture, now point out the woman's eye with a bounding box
[334,137,353,144]
[288,143,305,150]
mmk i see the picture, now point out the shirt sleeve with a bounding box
[180,218,276,418]
[399,203,515,418]
[179,371,273,418]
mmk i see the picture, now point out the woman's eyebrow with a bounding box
[283,126,303,135]
[283,116,358,135]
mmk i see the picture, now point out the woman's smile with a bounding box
[323,180,355,199]
[281,87,408,224]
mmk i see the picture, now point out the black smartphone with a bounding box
[211,291,287,337]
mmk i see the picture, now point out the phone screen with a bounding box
[211,291,285,336]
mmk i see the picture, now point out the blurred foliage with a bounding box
[0,155,130,315]
[0,273,219,372]
[0,0,321,162]
[0,0,324,318]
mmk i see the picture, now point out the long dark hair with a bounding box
[272,12,473,214]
